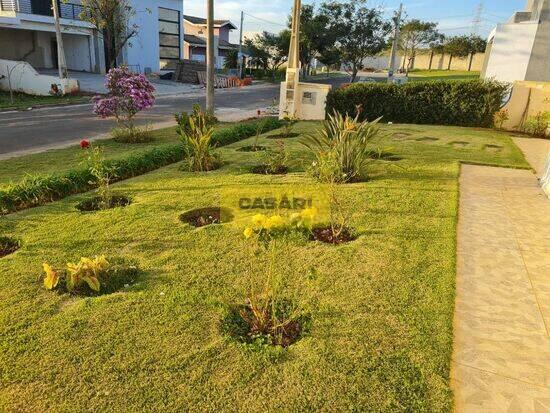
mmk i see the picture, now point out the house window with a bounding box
[159,7,181,70]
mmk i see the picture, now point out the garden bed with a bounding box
[0,121,530,411]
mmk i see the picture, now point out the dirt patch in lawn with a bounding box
[251,165,289,175]
[180,207,234,227]
[236,145,267,152]
[310,227,356,244]
[266,133,300,139]
[449,141,470,149]
[416,137,439,143]
[484,144,503,153]
[221,301,307,348]
[0,237,20,258]
[76,195,132,212]
[392,132,412,141]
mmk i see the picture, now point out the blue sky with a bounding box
[184,0,526,42]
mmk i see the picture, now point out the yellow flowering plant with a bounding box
[243,208,318,241]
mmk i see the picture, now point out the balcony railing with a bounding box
[0,0,85,21]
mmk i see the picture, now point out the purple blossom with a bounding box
[93,67,155,126]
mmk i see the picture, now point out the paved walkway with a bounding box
[452,160,550,410]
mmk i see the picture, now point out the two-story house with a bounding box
[481,0,550,82]
[0,0,184,74]
[183,14,238,69]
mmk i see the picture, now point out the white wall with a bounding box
[483,22,539,82]
[0,59,79,95]
[123,0,183,73]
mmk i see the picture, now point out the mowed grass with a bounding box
[0,91,91,111]
[408,70,480,82]
[0,122,528,411]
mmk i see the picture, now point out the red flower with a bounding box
[80,139,90,149]
[257,110,261,117]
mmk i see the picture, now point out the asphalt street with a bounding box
[0,84,280,156]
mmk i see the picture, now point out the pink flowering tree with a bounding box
[92,67,155,130]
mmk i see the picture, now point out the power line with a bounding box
[243,12,287,28]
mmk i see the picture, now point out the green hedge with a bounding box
[325,79,508,127]
[0,118,282,215]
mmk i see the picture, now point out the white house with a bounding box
[481,0,550,83]
[0,0,184,74]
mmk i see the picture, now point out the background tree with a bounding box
[77,0,138,69]
[317,47,342,77]
[321,1,391,82]
[244,30,290,79]
[399,19,441,72]
[223,49,238,70]
[427,34,446,70]
[466,35,487,71]
[443,35,472,70]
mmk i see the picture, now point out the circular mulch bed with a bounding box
[310,227,356,244]
[251,165,289,175]
[266,133,300,139]
[220,302,307,348]
[0,237,20,258]
[236,145,267,152]
[179,207,234,227]
[76,195,132,212]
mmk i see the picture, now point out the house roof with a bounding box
[184,35,239,50]
[183,15,237,30]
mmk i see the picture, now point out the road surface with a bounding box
[0,85,280,157]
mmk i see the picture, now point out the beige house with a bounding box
[481,0,550,82]
[182,15,238,69]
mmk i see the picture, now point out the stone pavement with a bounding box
[451,162,550,411]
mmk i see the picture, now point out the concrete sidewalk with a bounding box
[452,162,550,411]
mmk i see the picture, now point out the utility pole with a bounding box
[388,2,403,83]
[238,11,244,78]
[52,0,68,80]
[206,0,215,113]
[472,1,484,35]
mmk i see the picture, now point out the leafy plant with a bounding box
[494,109,509,130]
[281,115,298,138]
[522,111,550,137]
[84,144,116,209]
[42,256,139,295]
[260,141,289,174]
[43,255,109,293]
[238,211,317,346]
[177,107,221,172]
[302,111,381,183]
[175,104,218,137]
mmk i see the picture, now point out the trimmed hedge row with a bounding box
[0,117,282,215]
[325,79,508,127]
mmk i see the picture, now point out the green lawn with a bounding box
[0,91,91,111]
[408,70,480,82]
[0,122,528,411]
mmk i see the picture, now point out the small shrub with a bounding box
[93,67,155,135]
[43,256,139,295]
[522,111,550,137]
[112,125,153,143]
[84,144,116,209]
[254,141,289,175]
[302,111,382,183]
[494,109,509,130]
[281,115,299,138]
[326,79,508,127]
